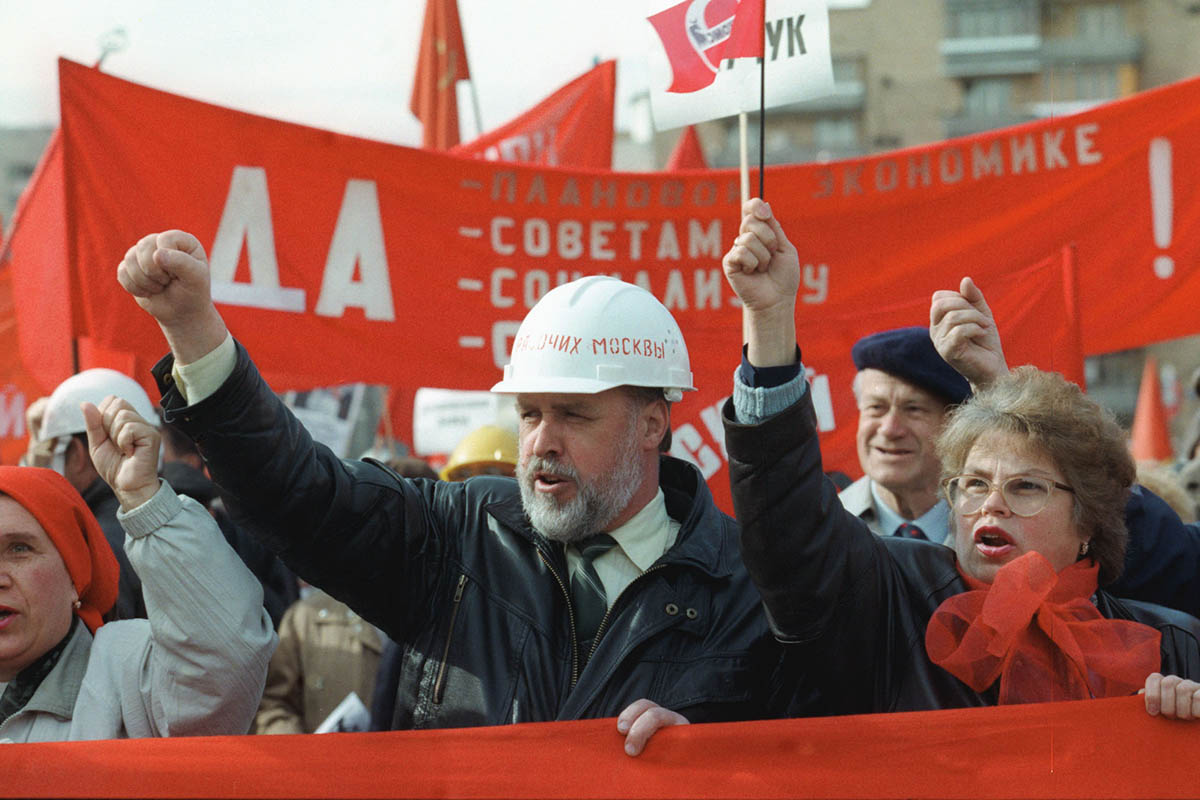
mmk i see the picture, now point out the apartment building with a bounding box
[705,0,1200,166]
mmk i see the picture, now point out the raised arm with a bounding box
[82,396,275,737]
[722,199,800,368]
[929,277,1008,391]
[117,231,446,638]
[83,396,161,510]
[118,230,229,365]
[721,200,899,717]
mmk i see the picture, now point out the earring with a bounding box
[1079,541,1090,556]
[72,599,82,610]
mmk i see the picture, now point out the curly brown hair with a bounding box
[936,366,1134,584]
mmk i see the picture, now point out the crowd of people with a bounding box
[2,201,1197,756]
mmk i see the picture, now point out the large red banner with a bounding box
[2,697,1195,799]
[53,60,1199,508]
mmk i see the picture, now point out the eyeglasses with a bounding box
[943,474,1075,518]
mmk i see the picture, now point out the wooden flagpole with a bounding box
[737,0,767,204]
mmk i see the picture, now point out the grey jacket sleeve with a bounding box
[101,481,276,737]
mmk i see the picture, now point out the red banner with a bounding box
[54,60,1199,509]
[0,266,45,464]
[452,60,616,170]
[2,697,1195,799]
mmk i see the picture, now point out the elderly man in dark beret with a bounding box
[838,326,970,544]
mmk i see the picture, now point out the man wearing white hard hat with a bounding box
[117,231,772,754]
[30,369,161,620]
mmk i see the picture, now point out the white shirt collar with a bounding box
[606,487,677,572]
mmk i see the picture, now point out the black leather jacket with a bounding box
[724,393,1200,716]
[154,343,774,728]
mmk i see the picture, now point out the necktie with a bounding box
[896,522,927,541]
[570,533,617,661]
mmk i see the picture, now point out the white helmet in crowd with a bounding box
[40,368,160,443]
[491,276,695,401]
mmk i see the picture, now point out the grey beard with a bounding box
[518,447,643,544]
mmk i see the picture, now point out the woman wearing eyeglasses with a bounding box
[720,200,1200,720]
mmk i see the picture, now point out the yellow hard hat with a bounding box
[439,425,519,481]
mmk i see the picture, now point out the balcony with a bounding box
[780,80,866,114]
[1042,35,1144,66]
[942,0,1042,77]
[944,111,1037,139]
[1028,99,1109,119]
[941,34,1043,77]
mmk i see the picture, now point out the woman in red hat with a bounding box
[0,396,275,742]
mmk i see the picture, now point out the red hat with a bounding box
[0,467,119,632]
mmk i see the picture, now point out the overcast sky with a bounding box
[0,0,657,145]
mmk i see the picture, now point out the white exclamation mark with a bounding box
[1149,138,1174,279]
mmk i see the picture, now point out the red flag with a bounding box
[0,266,52,464]
[664,125,709,170]
[452,61,615,170]
[5,128,75,395]
[648,0,764,94]
[410,0,471,150]
[1131,356,1174,462]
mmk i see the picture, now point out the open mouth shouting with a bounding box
[534,470,571,493]
[523,457,579,501]
[973,526,1016,559]
[0,606,17,630]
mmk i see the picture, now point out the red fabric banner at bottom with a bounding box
[4,696,1196,799]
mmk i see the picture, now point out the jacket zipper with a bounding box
[586,563,669,666]
[537,549,580,688]
[433,573,468,705]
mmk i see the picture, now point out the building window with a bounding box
[1077,3,1126,40]
[813,117,860,152]
[1045,65,1118,101]
[1075,64,1119,99]
[766,129,793,159]
[6,163,35,181]
[964,78,1013,116]
[949,1,1037,38]
[832,58,862,85]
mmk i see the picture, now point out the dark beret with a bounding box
[851,326,971,406]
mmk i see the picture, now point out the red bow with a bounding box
[926,551,1161,704]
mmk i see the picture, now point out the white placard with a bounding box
[412,388,518,456]
[313,691,370,734]
[283,384,369,459]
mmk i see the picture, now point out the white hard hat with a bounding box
[491,276,695,401]
[39,368,160,442]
